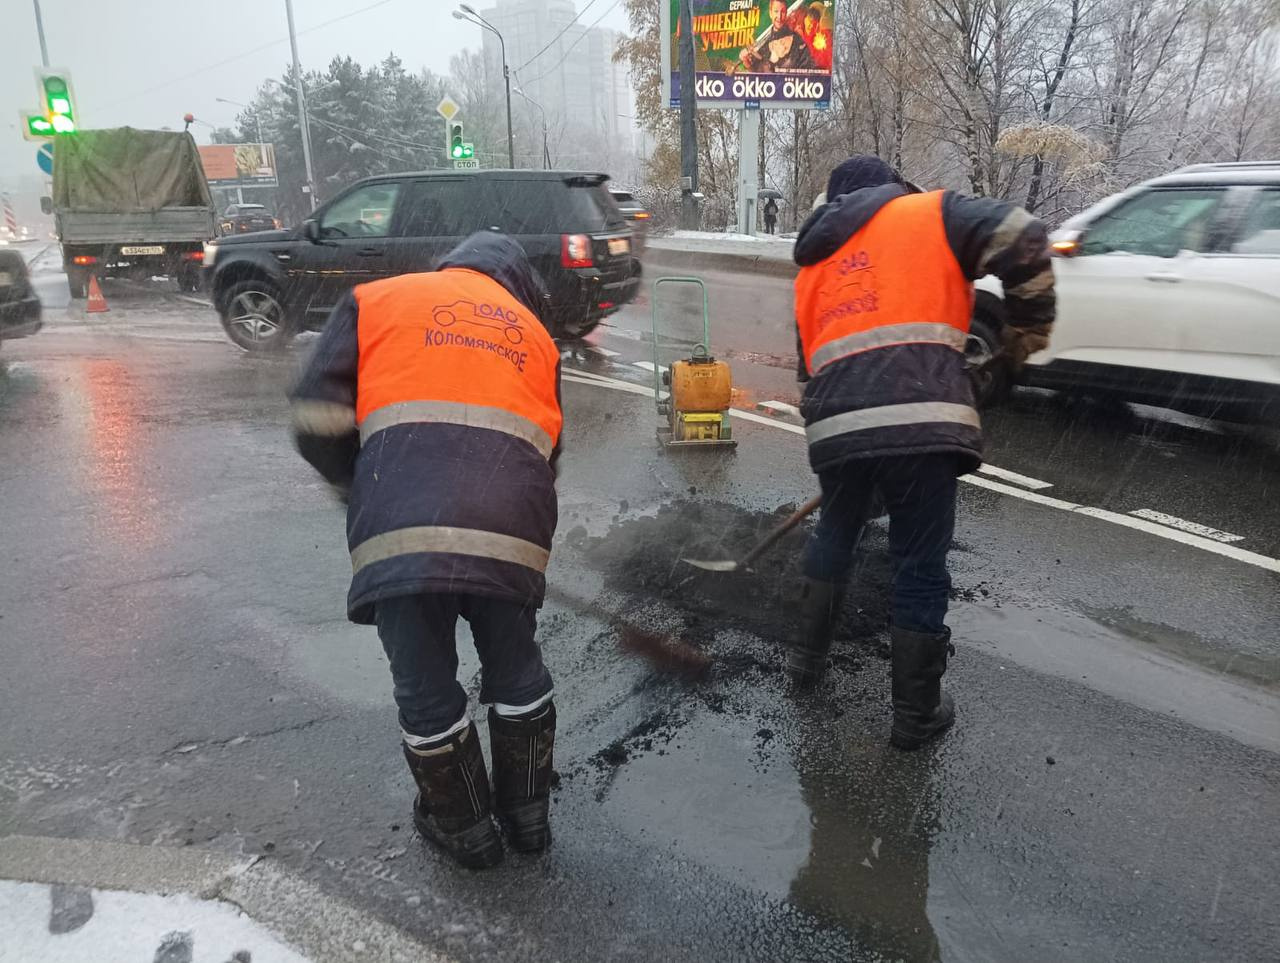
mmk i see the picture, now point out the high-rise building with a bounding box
[478,0,638,166]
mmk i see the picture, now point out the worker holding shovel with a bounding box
[789,156,1055,749]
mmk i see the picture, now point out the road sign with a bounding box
[37,143,53,174]
[453,158,479,170]
[436,96,460,122]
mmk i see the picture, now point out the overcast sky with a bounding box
[2,0,630,181]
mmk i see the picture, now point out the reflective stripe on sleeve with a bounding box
[810,323,966,372]
[806,402,980,445]
[350,525,551,576]
[291,400,356,436]
[359,400,554,459]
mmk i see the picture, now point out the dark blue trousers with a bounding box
[803,454,959,634]
[374,593,553,739]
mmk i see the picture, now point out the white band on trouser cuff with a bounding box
[493,690,554,718]
[401,711,469,749]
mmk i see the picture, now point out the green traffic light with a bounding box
[451,144,463,159]
[27,115,55,136]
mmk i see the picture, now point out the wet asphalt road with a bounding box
[1,267,1278,961]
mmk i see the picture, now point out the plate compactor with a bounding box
[651,276,737,448]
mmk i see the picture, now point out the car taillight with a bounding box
[561,233,593,268]
[598,301,615,310]
[181,251,204,261]
[72,255,97,265]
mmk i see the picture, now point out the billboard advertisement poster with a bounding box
[197,143,279,187]
[661,0,834,110]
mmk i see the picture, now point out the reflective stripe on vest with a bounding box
[359,399,554,459]
[354,268,562,452]
[350,525,551,576]
[795,191,974,376]
[805,402,980,445]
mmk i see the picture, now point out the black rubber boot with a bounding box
[788,579,842,689]
[402,722,504,869]
[488,702,556,853]
[889,626,957,751]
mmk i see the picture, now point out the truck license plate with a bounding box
[608,238,630,256]
[120,245,165,255]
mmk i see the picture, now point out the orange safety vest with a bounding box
[795,191,974,376]
[353,268,562,459]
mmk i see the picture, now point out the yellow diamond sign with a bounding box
[436,96,460,122]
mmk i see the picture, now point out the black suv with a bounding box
[204,170,639,351]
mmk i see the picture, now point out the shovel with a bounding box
[681,495,823,573]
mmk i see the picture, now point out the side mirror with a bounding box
[40,196,53,215]
[1051,229,1085,258]
[302,218,322,243]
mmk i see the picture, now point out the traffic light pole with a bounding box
[503,61,515,169]
[32,0,50,68]
[284,0,318,211]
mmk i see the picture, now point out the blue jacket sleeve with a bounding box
[288,291,360,496]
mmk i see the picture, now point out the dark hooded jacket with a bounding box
[289,232,562,623]
[794,185,1054,474]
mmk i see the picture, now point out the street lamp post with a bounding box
[512,86,550,170]
[283,0,318,210]
[455,5,515,168]
[32,0,50,67]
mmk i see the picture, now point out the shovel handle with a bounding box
[740,494,823,569]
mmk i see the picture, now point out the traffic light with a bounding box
[450,123,464,160]
[40,72,76,134]
[24,114,55,139]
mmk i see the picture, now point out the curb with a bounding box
[0,835,449,963]
[643,244,796,280]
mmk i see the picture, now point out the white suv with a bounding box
[974,161,1280,421]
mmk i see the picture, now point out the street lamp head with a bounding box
[451,10,468,18]
[460,3,477,14]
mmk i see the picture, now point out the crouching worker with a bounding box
[289,232,563,868]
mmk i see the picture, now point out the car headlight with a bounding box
[203,241,218,267]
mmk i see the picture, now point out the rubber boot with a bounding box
[488,702,556,853]
[889,626,957,751]
[787,579,841,689]
[402,722,504,869]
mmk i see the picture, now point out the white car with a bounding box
[973,161,1280,421]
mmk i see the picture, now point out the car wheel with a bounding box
[966,311,1010,409]
[220,279,294,352]
[67,271,87,299]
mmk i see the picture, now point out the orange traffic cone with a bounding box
[87,275,109,314]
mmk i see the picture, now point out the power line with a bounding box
[513,0,600,73]
[521,0,622,86]
[102,0,401,110]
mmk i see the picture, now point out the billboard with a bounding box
[661,0,833,109]
[197,143,278,187]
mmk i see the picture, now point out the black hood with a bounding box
[438,231,549,323]
[214,227,294,246]
[793,184,907,267]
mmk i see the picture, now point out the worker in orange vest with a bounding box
[790,156,1055,749]
[289,232,562,868]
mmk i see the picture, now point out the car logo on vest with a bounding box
[432,300,524,345]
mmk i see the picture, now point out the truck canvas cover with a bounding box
[53,128,214,212]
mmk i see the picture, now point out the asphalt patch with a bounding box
[582,499,896,653]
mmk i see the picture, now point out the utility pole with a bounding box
[32,0,50,68]
[284,0,318,211]
[677,0,699,230]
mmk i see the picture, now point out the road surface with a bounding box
[1,261,1277,962]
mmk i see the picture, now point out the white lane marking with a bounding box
[631,360,667,373]
[175,295,214,307]
[976,464,1053,490]
[562,367,1280,577]
[562,372,651,397]
[1128,509,1244,544]
[585,345,621,358]
[757,400,801,418]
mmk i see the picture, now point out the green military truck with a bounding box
[48,128,216,297]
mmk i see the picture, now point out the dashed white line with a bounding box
[757,400,801,418]
[584,345,621,358]
[1128,509,1244,544]
[976,464,1053,490]
[562,367,1280,577]
[631,360,667,373]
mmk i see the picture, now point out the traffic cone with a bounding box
[86,275,109,314]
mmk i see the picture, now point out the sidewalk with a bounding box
[645,230,796,278]
[0,835,443,963]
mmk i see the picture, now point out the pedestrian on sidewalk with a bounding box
[764,197,779,234]
[289,232,563,868]
[789,155,1056,749]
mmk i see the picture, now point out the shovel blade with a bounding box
[680,558,741,572]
